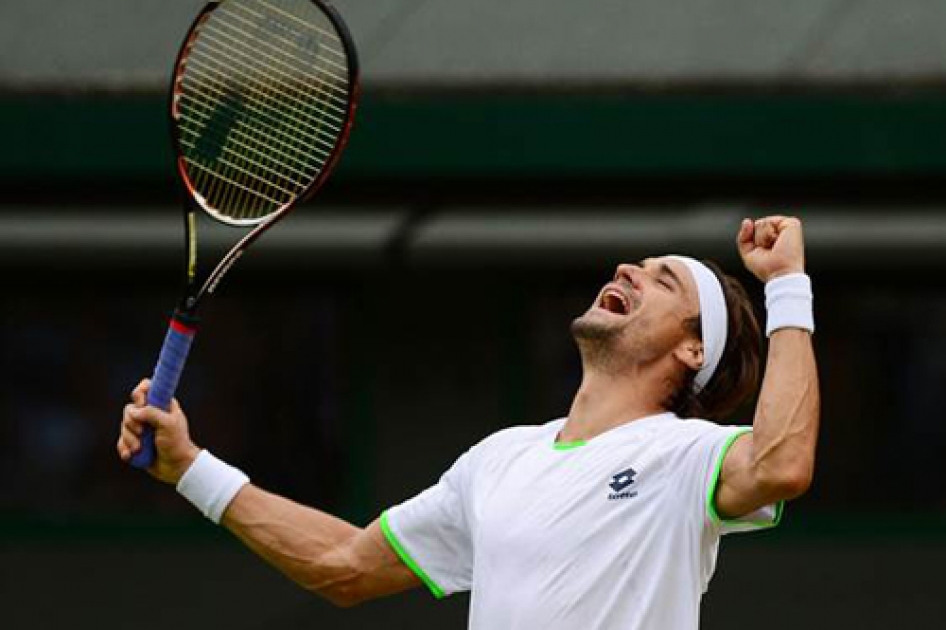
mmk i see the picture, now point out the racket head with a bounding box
[169,0,359,228]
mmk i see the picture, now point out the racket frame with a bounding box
[169,0,360,315]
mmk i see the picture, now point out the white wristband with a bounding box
[765,273,814,337]
[176,450,250,524]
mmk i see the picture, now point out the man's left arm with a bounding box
[715,216,820,519]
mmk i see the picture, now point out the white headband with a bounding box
[667,256,728,392]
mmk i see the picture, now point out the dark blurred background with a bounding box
[4,1,946,628]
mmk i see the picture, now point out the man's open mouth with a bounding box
[599,286,631,315]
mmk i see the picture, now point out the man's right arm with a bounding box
[117,380,421,607]
[221,486,420,606]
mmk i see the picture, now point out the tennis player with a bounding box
[118,215,819,629]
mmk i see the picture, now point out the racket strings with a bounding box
[227,3,349,79]
[198,12,349,105]
[207,3,342,188]
[181,68,343,144]
[176,0,352,224]
[256,0,341,46]
[183,38,335,213]
[180,94,311,198]
[179,78,329,180]
[185,35,344,147]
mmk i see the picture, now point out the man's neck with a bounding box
[560,368,668,443]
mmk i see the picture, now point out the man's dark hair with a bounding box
[665,261,763,421]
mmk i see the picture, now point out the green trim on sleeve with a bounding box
[380,511,446,599]
[553,439,587,451]
[706,429,784,529]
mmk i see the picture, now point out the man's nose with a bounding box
[615,263,641,284]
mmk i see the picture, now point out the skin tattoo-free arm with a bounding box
[117,380,421,607]
[714,217,820,519]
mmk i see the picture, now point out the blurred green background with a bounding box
[4,1,946,628]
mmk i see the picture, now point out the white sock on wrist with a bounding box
[176,450,249,524]
[765,273,814,337]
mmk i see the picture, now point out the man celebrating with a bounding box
[118,216,819,629]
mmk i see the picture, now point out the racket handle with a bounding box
[130,313,198,470]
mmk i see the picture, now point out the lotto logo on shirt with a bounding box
[608,467,638,501]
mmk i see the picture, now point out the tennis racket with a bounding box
[130,0,359,469]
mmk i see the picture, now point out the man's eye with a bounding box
[659,279,672,290]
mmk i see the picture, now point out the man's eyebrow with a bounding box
[659,262,683,290]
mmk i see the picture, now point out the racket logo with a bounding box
[206,250,244,295]
[264,16,321,58]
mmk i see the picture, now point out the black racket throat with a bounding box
[176,199,284,316]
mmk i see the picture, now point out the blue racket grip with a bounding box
[130,314,198,470]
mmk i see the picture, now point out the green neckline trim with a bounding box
[553,440,587,450]
[379,511,446,599]
[706,429,784,529]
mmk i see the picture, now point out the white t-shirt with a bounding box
[381,412,781,630]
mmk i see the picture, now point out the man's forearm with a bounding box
[219,484,419,606]
[118,383,417,605]
[221,484,365,601]
[750,329,820,494]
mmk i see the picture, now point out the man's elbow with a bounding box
[305,551,374,608]
[773,469,813,500]
[312,573,378,608]
[322,584,369,609]
[757,461,814,501]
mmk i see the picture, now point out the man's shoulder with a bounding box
[658,415,751,446]
[473,418,563,453]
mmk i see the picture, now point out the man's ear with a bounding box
[673,339,704,372]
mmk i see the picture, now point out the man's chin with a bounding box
[571,312,619,342]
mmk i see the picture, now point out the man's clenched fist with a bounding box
[737,216,806,283]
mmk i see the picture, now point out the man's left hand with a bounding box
[737,216,806,283]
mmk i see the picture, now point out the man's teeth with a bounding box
[603,289,629,314]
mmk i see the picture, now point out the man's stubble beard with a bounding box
[571,313,634,373]
[571,308,665,374]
